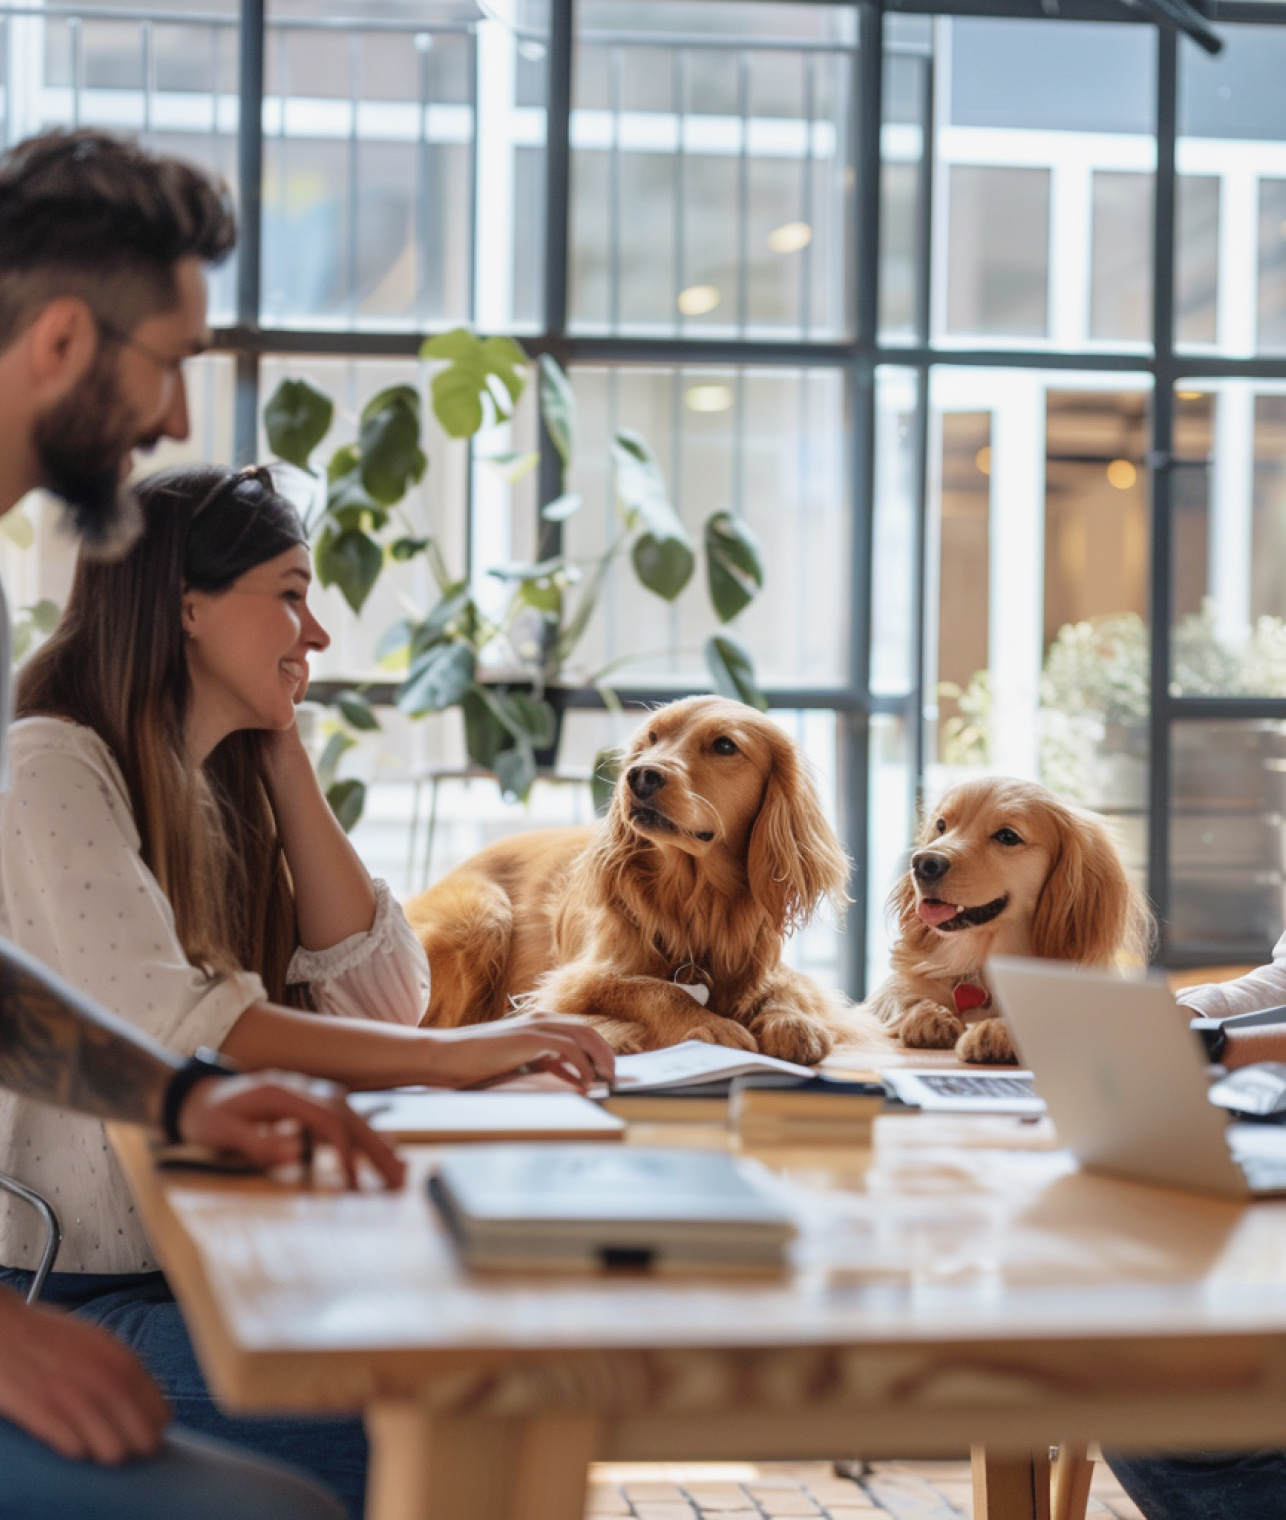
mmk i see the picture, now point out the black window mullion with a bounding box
[233,0,265,465]
[1147,26,1179,953]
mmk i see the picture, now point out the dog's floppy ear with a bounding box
[747,731,850,934]
[1030,805,1153,966]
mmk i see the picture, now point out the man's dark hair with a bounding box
[0,129,236,348]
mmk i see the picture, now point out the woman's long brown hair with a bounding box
[17,464,308,1004]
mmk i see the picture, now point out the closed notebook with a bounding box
[348,1090,625,1143]
[429,1143,796,1273]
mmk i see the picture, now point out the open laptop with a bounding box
[988,956,1286,1199]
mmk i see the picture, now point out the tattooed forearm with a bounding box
[0,939,179,1124]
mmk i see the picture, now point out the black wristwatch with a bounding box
[1190,1017,1228,1065]
[161,1047,239,1143]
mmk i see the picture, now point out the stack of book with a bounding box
[731,1075,886,1147]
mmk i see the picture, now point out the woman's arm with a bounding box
[261,723,376,950]
[220,1001,616,1091]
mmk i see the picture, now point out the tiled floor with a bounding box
[585,1460,1146,1519]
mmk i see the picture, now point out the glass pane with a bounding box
[872,367,918,696]
[1090,171,1151,344]
[1170,381,1286,698]
[936,19,1158,353]
[1260,180,1286,353]
[1179,24,1286,357]
[562,365,849,688]
[880,49,927,343]
[949,18,1155,136]
[926,368,1152,880]
[867,712,914,993]
[945,166,1050,340]
[1169,719,1286,959]
[261,13,485,331]
[568,2,856,340]
[6,11,240,323]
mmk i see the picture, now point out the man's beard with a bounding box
[30,349,145,559]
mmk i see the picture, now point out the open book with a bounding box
[604,1040,817,1098]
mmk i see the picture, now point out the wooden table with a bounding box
[110,1112,1286,1520]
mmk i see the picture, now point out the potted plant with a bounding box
[263,332,767,824]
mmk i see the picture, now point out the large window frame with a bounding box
[13,0,1286,985]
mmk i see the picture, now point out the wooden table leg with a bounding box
[365,1402,598,1520]
[1052,1444,1094,1520]
[971,1446,1052,1520]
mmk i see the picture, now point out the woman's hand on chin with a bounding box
[418,1017,616,1094]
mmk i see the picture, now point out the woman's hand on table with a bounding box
[179,1072,406,1189]
[0,1288,170,1463]
[418,1016,616,1093]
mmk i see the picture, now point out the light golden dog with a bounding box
[407,696,855,1064]
[865,777,1152,1064]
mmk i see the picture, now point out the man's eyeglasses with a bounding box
[94,315,188,389]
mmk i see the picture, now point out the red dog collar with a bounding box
[953,982,991,1015]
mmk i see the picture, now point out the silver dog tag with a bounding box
[678,980,710,1006]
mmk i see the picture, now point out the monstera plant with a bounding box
[263,331,766,824]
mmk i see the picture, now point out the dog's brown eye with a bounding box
[712,736,738,756]
[934,818,946,835]
[993,827,1024,846]
[648,730,658,745]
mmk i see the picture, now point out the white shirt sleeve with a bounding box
[1175,932,1286,1017]
[0,720,264,1052]
[286,877,430,1025]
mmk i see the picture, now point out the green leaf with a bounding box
[632,533,694,601]
[421,328,529,438]
[396,642,477,715]
[538,354,576,470]
[326,777,366,833]
[461,686,510,769]
[28,598,60,635]
[264,378,333,471]
[540,492,583,523]
[519,578,562,614]
[487,556,566,582]
[705,510,764,623]
[375,619,413,665]
[494,741,537,802]
[492,691,556,748]
[317,730,355,790]
[612,428,694,601]
[391,536,431,562]
[705,634,768,711]
[315,526,383,614]
[590,747,621,817]
[361,384,420,423]
[481,449,540,483]
[418,584,474,648]
[334,690,381,732]
[359,394,426,506]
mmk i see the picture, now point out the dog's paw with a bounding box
[955,1017,1017,1065]
[748,1010,834,1066]
[684,1018,760,1053]
[898,1000,966,1050]
[588,1018,650,1055]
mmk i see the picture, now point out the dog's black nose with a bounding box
[628,766,666,801]
[911,850,950,884]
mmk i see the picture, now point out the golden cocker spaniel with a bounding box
[407,696,856,1064]
[865,776,1153,1064]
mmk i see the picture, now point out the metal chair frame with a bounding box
[0,1170,61,1302]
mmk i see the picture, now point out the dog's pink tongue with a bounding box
[918,900,960,927]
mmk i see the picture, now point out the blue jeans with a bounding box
[0,1416,346,1520]
[1106,1449,1286,1519]
[0,1268,369,1520]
